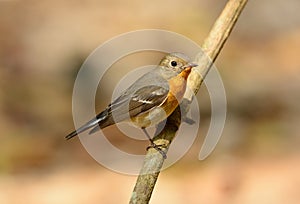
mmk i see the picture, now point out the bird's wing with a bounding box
[87,85,169,135]
[101,69,169,120]
[66,69,169,138]
[127,85,169,117]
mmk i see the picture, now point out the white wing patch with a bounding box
[132,88,167,104]
[132,98,154,104]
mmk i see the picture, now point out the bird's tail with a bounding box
[65,109,109,140]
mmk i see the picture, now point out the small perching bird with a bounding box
[66,52,197,157]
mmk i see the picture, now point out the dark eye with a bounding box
[170,61,177,67]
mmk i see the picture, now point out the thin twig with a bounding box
[129,1,248,203]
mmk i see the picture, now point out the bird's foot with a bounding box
[146,139,167,159]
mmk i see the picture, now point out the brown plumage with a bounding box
[66,53,197,140]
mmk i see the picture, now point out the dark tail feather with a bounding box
[65,117,99,140]
[65,130,79,140]
[65,109,109,140]
[89,125,100,135]
[89,114,115,135]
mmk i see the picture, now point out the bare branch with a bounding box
[129,1,248,203]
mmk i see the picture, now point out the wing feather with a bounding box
[128,85,169,117]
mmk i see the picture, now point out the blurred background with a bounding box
[1,0,300,203]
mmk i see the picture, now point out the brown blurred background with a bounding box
[1,0,300,203]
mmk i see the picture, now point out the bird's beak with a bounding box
[184,62,198,69]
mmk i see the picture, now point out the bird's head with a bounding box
[159,52,197,79]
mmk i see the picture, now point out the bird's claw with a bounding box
[146,139,167,159]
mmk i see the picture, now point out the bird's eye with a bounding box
[170,61,177,67]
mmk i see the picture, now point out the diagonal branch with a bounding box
[129,1,248,203]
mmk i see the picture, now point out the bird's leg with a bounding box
[142,128,167,159]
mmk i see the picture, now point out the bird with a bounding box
[66,52,197,157]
